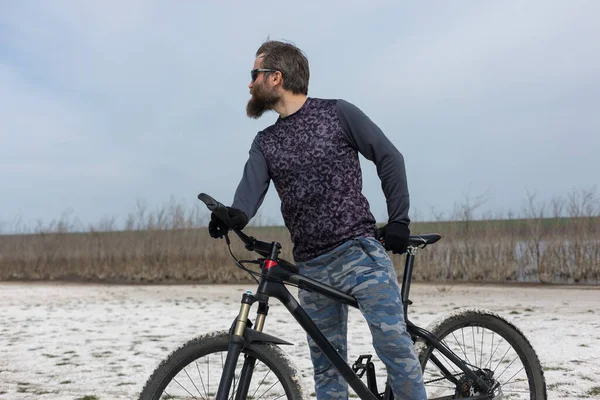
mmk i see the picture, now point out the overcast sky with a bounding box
[1,1,599,231]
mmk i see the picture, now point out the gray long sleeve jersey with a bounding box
[232,97,410,262]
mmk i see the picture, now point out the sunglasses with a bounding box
[251,68,276,82]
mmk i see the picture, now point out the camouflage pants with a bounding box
[297,237,427,400]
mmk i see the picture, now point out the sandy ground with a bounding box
[0,281,599,400]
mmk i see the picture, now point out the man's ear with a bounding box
[272,70,283,85]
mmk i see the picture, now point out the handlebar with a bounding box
[197,193,297,273]
[198,192,439,274]
[198,192,300,273]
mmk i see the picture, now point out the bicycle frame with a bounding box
[197,192,493,399]
[216,240,495,400]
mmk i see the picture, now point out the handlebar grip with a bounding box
[198,193,223,212]
[198,192,233,225]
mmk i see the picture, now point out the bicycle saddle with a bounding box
[408,233,441,246]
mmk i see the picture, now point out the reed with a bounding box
[1,189,598,284]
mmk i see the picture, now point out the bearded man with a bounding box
[208,40,427,400]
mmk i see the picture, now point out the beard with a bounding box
[246,83,281,119]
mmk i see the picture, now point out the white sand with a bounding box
[0,282,598,399]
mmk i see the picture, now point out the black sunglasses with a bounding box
[251,68,276,82]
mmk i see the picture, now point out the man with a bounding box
[208,40,427,400]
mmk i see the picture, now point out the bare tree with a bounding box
[523,191,547,282]
[454,190,488,280]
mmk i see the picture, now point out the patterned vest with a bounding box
[255,98,377,262]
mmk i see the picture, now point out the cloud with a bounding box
[366,2,600,105]
[1,1,599,229]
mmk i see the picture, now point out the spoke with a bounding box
[486,332,494,370]
[162,389,175,399]
[424,383,457,388]
[173,377,200,400]
[472,326,477,367]
[498,389,533,393]
[184,367,203,398]
[251,364,272,400]
[496,355,520,381]
[434,343,461,376]
[451,330,471,366]
[424,371,464,385]
[501,377,529,387]
[479,326,485,368]
[229,371,238,400]
[492,345,512,375]
[195,361,208,399]
[424,338,471,392]
[461,328,471,365]
[219,352,231,400]
[206,353,210,398]
[497,363,525,386]
[484,334,504,371]
[255,380,280,399]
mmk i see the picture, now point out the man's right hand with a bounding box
[208,207,249,238]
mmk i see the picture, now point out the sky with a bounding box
[1,1,599,232]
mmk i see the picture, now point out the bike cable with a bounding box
[223,233,304,290]
[225,242,261,284]
[225,242,306,290]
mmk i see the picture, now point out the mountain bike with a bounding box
[139,193,547,399]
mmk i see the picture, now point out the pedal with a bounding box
[351,354,372,378]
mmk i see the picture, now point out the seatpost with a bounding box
[401,246,417,318]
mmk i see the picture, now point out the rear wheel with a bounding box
[417,309,546,399]
[139,330,305,400]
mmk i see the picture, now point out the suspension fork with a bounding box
[234,301,270,400]
[216,291,255,400]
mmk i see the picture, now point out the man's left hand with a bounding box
[208,207,249,239]
[376,222,410,254]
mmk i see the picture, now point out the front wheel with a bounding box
[139,330,306,400]
[416,309,547,399]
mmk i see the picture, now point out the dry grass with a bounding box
[0,226,294,283]
[1,189,599,283]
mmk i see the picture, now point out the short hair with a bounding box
[256,40,310,95]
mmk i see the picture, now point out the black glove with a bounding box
[208,207,249,239]
[375,222,410,254]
